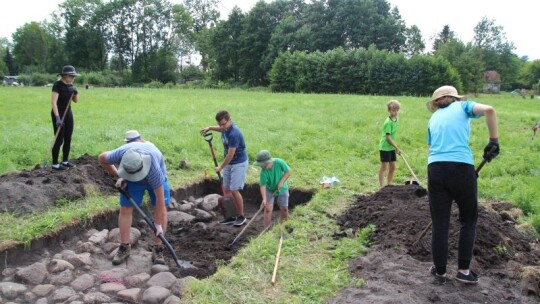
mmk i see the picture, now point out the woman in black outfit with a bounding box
[51,65,79,170]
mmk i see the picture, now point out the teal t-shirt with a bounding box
[259,158,290,194]
[427,101,481,165]
[379,116,398,151]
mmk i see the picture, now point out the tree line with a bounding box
[1,0,539,94]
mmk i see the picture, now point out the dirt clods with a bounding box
[331,184,540,303]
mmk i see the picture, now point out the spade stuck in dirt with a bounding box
[118,187,196,269]
[399,153,427,197]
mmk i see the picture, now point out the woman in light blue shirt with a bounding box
[426,86,499,284]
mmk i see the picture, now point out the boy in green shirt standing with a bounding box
[254,150,292,229]
[378,100,401,187]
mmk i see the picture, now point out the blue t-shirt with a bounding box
[106,142,167,190]
[427,101,481,165]
[221,123,247,165]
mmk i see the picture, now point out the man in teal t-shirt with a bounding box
[253,150,291,229]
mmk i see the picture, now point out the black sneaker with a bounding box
[456,270,478,284]
[61,162,75,168]
[219,216,236,225]
[430,265,447,284]
[52,164,68,171]
[233,215,247,226]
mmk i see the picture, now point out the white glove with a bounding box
[115,178,126,189]
[154,224,164,237]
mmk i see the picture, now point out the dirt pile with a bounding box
[330,184,540,303]
[0,154,116,214]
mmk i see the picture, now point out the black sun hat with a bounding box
[58,65,80,76]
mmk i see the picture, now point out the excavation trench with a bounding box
[0,177,314,279]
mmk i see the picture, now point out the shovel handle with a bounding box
[476,145,497,176]
[203,132,213,143]
[400,153,422,187]
[271,234,284,285]
[230,205,264,246]
[118,187,192,269]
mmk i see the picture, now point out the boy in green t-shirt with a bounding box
[253,150,291,229]
[378,100,401,187]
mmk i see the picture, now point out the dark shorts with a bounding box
[380,150,396,162]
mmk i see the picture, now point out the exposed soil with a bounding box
[330,184,540,304]
[1,155,539,303]
[0,154,314,279]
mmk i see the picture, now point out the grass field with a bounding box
[1,86,539,302]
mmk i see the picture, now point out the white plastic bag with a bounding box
[320,176,340,188]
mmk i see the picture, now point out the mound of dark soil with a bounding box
[0,154,116,214]
[331,184,540,303]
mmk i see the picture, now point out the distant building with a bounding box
[482,70,501,93]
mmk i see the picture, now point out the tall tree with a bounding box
[57,0,107,71]
[432,25,456,52]
[170,3,194,71]
[519,60,540,88]
[402,25,425,57]
[434,40,484,94]
[327,0,406,52]
[473,17,520,90]
[11,22,56,73]
[208,6,244,82]
[183,0,220,71]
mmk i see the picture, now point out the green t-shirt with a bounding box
[260,158,290,194]
[379,116,398,151]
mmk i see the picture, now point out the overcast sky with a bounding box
[1,0,537,61]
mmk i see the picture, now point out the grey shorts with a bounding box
[266,190,289,207]
[222,159,248,191]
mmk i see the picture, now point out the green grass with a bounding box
[1,86,539,302]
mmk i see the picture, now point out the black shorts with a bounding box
[380,150,396,162]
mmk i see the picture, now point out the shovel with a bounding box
[203,132,225,194]
[118,187,196,269]
[399,153,427,197]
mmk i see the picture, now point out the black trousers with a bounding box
[51,110,74,165]
[428,161,478,275]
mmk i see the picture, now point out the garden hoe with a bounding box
[399,153,427,197]
[228,203,264,249]
[118,187,196,269]
[411,149,496,251]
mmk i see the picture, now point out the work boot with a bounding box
[152,244,166,265]
[112,243,131,265]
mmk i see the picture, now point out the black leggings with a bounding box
[51,110,74,165]
[428,162,478,275]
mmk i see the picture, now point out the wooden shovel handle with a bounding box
[400,153,422,187]
[271,234,284,285]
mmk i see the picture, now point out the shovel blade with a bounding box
[405,179,419,186]
[177,260,197,269]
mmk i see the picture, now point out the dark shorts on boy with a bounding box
[380,150,396,162]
